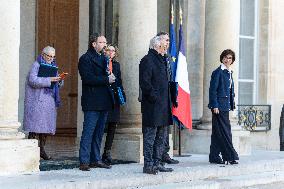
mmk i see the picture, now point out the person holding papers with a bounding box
[23,46,63,160]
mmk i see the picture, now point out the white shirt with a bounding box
[220,63,232,88]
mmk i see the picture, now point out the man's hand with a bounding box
[173,101,178,108]
[108,73,116,84]
[213,108,219,114]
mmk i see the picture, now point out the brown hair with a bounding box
[88,33,104,49]
[156,31,169,36]
[220,49,235,64]
[106,44,119,62]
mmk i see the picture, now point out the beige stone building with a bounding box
[1,0,284,174]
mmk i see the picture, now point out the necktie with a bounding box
[109,59,113,73]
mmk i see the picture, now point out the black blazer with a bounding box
[107,60,124,123]
[78,48,114,111]
[208,65,235,111]
[139,49,173,127]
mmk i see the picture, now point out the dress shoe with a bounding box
[209,160,225,164]
[156,164,173,172]
[90,161,112,169]
[162,157,179,164]
[40,150,52,160]
[102,150,112,165]
[143,167,158,175]
[228,160,238,165]
[79,164,90,171]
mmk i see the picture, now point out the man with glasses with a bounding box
[78,34,116,171]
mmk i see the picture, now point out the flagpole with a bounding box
[178,121,181,156]
[178,5,183,157]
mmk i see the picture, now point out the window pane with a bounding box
[238,82,254,105]
[240,0,255,36]
[239,38,254,80]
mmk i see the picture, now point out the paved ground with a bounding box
[1,151,284,189]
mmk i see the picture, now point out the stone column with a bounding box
[112,0,157,163]
[76,0,89,156]
[0,1,39,174]
[265,0,284,150]
[183,0,251,155]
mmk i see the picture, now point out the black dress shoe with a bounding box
[79,164,90,171]
[102,151,113,165]
[143,167,158,175]
[90,161,112,169]
[156,165,173,172]
[40,151,52,160]
[209,160,225,164]
[162,157,179,164]
[229,160,238,165]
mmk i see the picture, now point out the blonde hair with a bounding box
[106,44,119,62]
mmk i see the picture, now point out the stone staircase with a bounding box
[1,151,284,189]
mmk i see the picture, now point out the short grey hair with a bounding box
[42,46,55,55]
[149,36,162,49]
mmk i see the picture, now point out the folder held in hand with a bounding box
[38,63,58,77]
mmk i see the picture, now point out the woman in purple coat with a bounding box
[23,46,62,160]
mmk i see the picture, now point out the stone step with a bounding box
[128,170,284,189]
[243,181,284,189]
[2,151,284,189]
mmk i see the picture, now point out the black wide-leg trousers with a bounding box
[209,111,239,162]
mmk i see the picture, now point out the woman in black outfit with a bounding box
[102,45,124,165]
[208,49,239,165]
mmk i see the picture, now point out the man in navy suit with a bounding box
[208,49,239,165]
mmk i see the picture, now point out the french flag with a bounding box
[172,23,192,130]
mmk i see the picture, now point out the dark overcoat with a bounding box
[139,49,173,127]
[107,60,124,123]
[78,48,114,111]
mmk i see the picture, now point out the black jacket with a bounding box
[107,60,124,122]
[78,48,114,111]
[139,49,173,127]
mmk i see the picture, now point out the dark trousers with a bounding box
[209,111,239,162]
[142,125,167,168]
[104,122,117,151]
[79,111,108,164]
[162,126,170,159]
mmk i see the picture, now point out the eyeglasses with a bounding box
[44,53,56,59]
[106,49,115,52]
[224,56,232,60]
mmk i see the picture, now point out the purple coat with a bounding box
[23,62,57,135]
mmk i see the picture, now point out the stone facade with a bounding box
[1,0,284,174]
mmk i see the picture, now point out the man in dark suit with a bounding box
[78,34,115,171]
[139,35,174,175]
